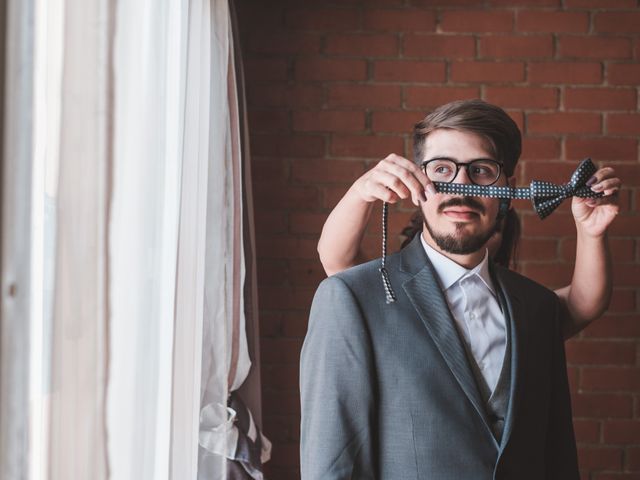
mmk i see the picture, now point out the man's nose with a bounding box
[452,165,473,185]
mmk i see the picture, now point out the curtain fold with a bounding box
[107,0,185,478]
[0,0,35,477]
[48,0,114,478]
[169,0,212,476]
[196,0,270,478]
[232,0,264,434]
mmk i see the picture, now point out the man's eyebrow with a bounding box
[424,156,498,163]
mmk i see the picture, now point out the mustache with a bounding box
[438,196,485,215]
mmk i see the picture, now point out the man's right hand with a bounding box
[352,153,437,207]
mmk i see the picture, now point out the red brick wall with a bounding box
[236,1,640,478]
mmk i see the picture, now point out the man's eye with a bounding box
[471,166,490,176]
[434,165,452,174]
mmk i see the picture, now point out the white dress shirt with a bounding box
[420,234,507,396]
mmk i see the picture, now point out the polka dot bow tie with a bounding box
[378,157,604,304]
[433,157,603,219]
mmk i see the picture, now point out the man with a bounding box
[300,100,594,479]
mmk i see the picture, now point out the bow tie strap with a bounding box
[433,157,603,219]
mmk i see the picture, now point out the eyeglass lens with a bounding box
[424,159,500,186]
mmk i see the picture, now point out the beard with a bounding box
[424,196,499,255]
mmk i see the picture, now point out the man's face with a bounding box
[420,128,508,255]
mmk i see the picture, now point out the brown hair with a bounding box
[413,99,522,177]
[492,207,520,268]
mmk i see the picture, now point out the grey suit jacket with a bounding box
[300,235,579,479]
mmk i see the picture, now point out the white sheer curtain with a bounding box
[108,0,184,478]
[48,0,112,476]
[196,1,269,477]
[0,0,268,478]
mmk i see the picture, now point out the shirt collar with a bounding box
[420,233,496,295]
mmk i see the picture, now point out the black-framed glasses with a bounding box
[421,158,503,186]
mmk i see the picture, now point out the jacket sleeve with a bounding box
[300,276,377,480]
[545,299,580,480]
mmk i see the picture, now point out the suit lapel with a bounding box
[492,265,529,453]
[400,237,492,435]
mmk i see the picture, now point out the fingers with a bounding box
[355,164,410,204]
[589,167,622,196]
[384,153,430,186]
[590,177,621,197]
[381,161,427,205]
[588,166,616,182]
[585,191,620,208]
[385,154,437,195]
[366,180,402,204]
[370,169,412,202]
[365,154,434,206]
